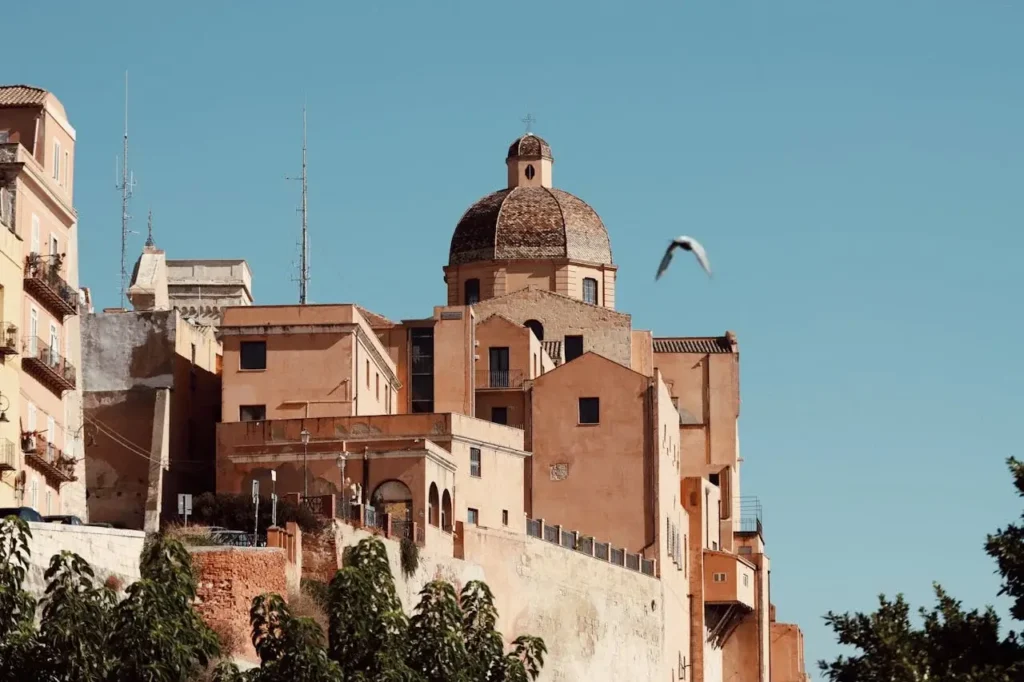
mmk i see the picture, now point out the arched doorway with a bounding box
[371,479,413,522]
[428,483,440,527]
[524,319,544,341]
[441,489,453,531]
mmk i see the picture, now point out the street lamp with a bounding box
[336,452,347,520]
[300,429,311,498]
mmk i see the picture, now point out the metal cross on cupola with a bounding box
[521,113,536,134]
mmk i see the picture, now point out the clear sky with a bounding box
[7,1,1024,674]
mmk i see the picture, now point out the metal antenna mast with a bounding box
[115,71,136,307]
[287,103,309,304]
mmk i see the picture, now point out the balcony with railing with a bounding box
[24,254,79,318]
[22,337,76,393]
[0,323,18,356]
[475,369,525,390]
[21,433,76,483]
[0,438,15,471]
[736,496,763,538]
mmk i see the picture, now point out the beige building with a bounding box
[0,86,85,517]
[211,132,809,681]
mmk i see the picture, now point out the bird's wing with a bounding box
[656,242,677,280]
[688,238,712,277]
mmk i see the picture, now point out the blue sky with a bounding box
[8,1,1024,674]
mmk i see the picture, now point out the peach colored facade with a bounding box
[210,132,807,681]
[0,86,84,518]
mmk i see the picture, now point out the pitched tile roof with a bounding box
[653,335,736,354]
[449,186,612,266]
[0,85,48,108]
[541,340,562,365]
[354,305,395,328]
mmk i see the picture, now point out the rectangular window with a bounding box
[366,360,370,388]
[488,347,510,387]
[578,397,600,425]
[467,508,479,525]
[490,406,508,425]
[53,140,61,181]
[29,308,38,355]
[30,479,38,509]
[742,573,750,587]
[713,572,727,583]
[469,447,481,477]
[376,373,380,400]
[31,214,40,253]
[239,405,266,422]
[464,278,480,305]
[0,130,8,143]
[582,277,598,305]
[564,335,584,363]
[49,234,59,258]
[410,327,435,413]
[63,150,69,187]
[502,510,508,526]
[239,341,267,370]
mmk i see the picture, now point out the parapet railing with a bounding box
[526,518,656,578]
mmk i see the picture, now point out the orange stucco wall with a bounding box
[530,353,652,551]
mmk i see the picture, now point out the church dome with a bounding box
[448,186,613,266]
[507,133,553,160]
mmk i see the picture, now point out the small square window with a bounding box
[712,572,727,583]
[468,508,479,525]
[240,405,266,422]
[578,397,600,425]
[239,341,267,370]
[470,447,481,477]
[491,406,508,425]
[502,510,508,526]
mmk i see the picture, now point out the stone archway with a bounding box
[441,489,453,531]
[524,319,544,341]
[428,483,440,527]
[371,479,413,522]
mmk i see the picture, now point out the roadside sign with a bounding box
[178,494,192,527]
[252,479,259,503]
[271,493,278,527]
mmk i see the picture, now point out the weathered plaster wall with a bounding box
[23,522,145,596]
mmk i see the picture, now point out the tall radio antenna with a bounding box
[287,102,309,304]
[115,71,136,308]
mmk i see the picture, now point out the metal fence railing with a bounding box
[524,518,656,579]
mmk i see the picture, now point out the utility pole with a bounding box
[288,104,310,304]
[115,71,136,308]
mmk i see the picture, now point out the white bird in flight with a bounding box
[656,236,712,280]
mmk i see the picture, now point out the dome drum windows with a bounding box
[464,278,480,305]
[524,164,536,180]
[582,277,598,305]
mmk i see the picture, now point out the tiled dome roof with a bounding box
[507,134,552,160]
[448,187,613,266]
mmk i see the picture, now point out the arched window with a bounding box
[428,483,440,527]
[582,278,598,305]
[371,479,413,522]
[524,319,544,341]
[441,489,453,532]
[464,278,480,305]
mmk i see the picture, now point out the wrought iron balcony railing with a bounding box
[0,438,15,471]
[0,322,17,356]
[22,336,76,392]
[475,369,525,390]
[24,254,79,318]
[20,433,76,483]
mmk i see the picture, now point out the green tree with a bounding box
[106,534,221,681]
[31,551,116,681]
[327,538,417,681]
[0,517,36,681]
[407,581,468,681]
[459,581,546,682]
[820,457,1024,681]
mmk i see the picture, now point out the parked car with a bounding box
[43,515,83,525]
[211,530,253,547]
[0,507,44,522]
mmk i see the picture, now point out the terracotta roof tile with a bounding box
[542,340,562,365]
[507,134,552,160]
[449,187,612,266]
[0,85,48,108]
[653,336,736,354]
[355,305,395,328]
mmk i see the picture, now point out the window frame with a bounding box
[712,572,727,583]
[239,404,267,422]
[469,447,481,477]
[502,509,509,526]
[578,397,600,425]
[464,278,480,305]
[52,140,61,181]
[239,340,267,371]
[467,507,479,525]
[582,277,598,305]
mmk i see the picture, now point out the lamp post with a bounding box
[336,452,347,520]
[300,428,311,498]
